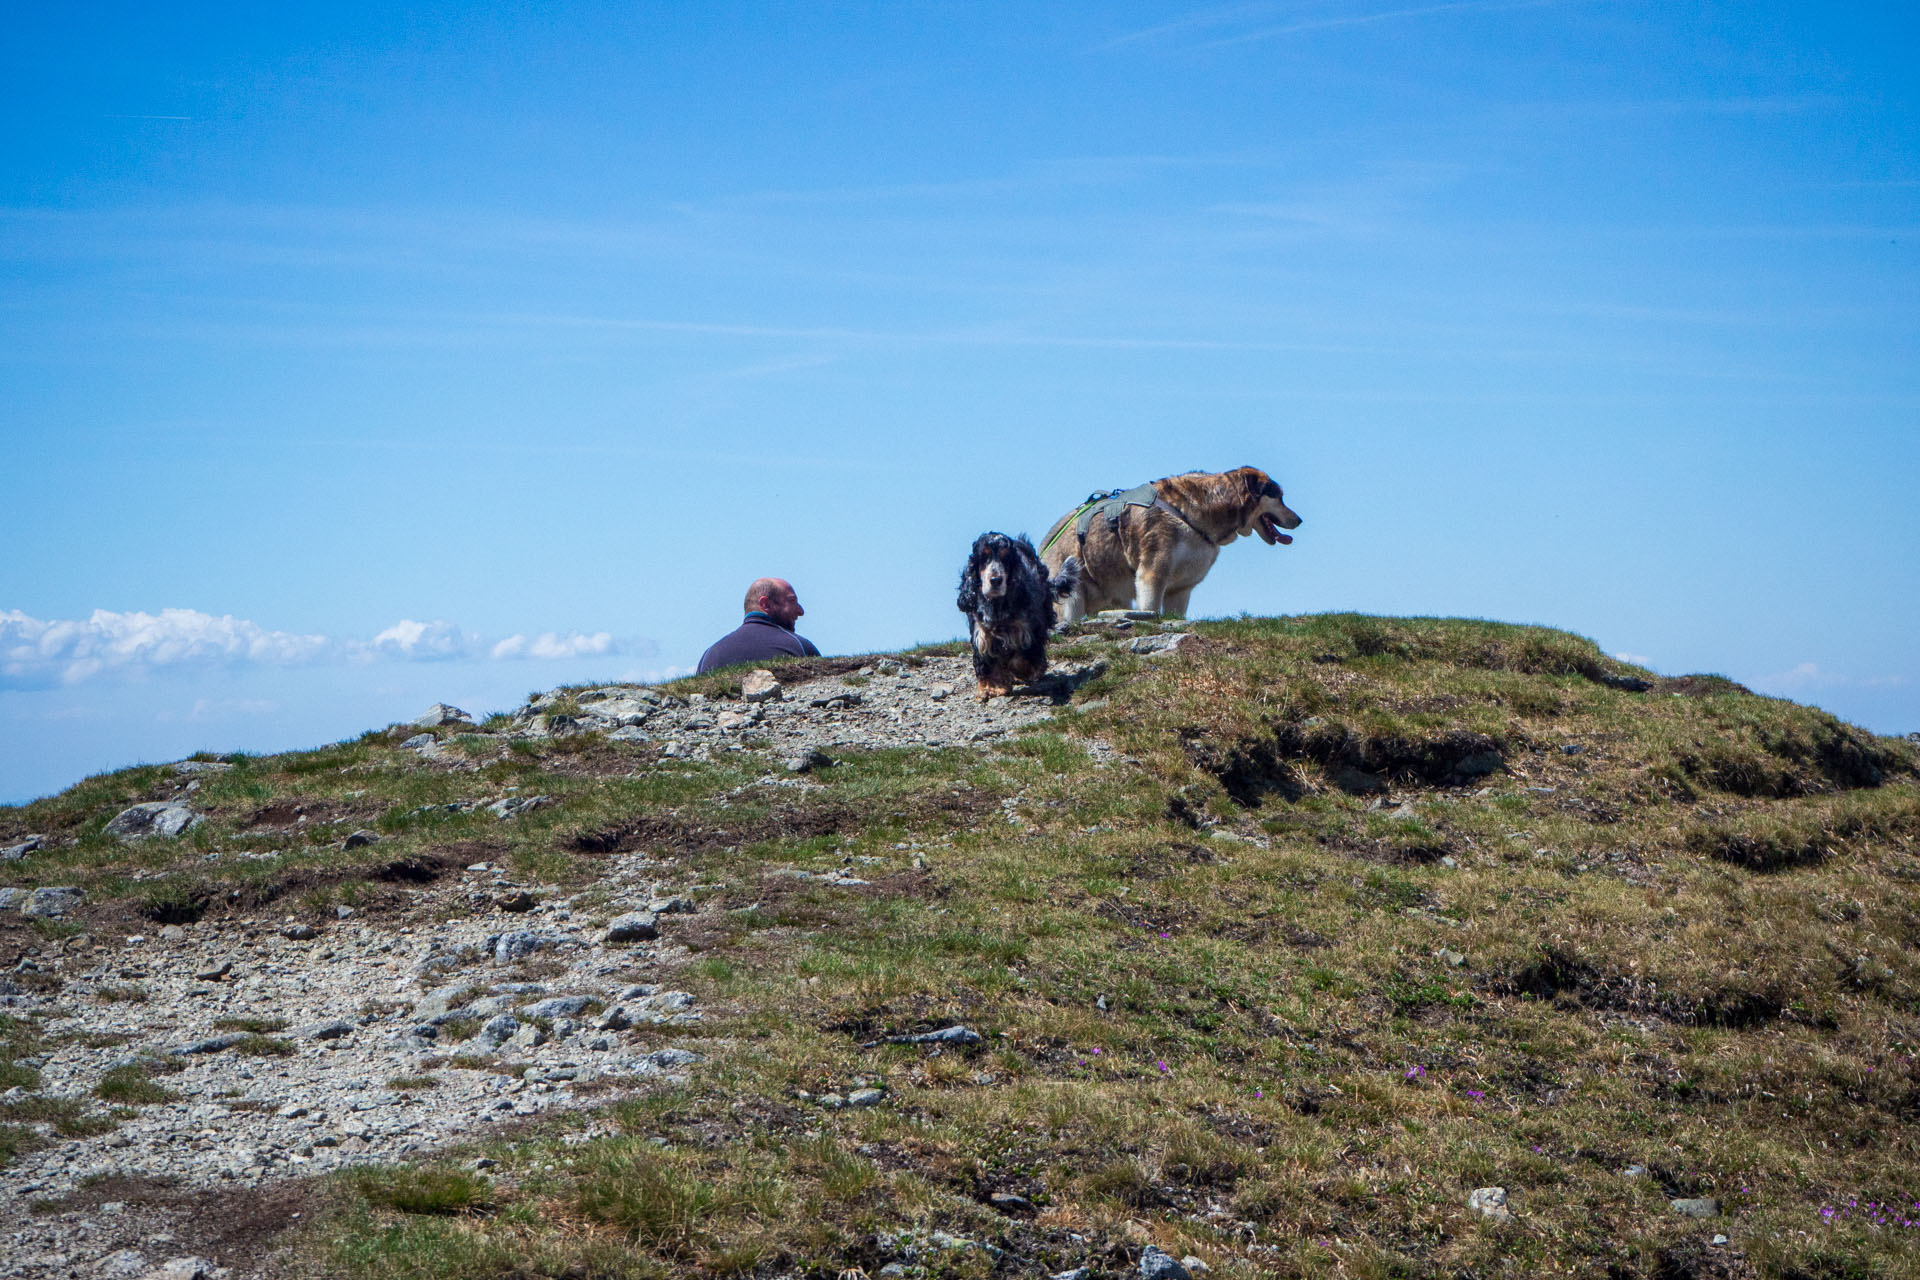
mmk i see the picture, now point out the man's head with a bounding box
[744,577,804,629]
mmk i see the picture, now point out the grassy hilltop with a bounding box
[4,614,1919,1279]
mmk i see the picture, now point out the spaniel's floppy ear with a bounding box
[1051,556,1081,601]
[957,552,981,614]
[1237,466,1273,501]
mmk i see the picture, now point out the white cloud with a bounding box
[1754,662,1910,693]
[1611,651,1658,668]
[366,619,481,661]
[490,631,615,661]
[0,608,640,687]
[1,608,330,687]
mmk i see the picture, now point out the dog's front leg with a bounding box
[1160,586,1193,619]
[1132,568,1167,616]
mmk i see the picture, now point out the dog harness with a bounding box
[1040,482,1217,559]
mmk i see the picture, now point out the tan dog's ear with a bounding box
[1237,466,1273,511]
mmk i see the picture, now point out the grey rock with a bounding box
[1467,1186,1512,1221]
[1052,1271,1091,1280]
[399,733,438,750]
[1140,1246,1192,1280]
[105,802,201,841]
[647,895,696,914]
[23,886,85,918]
[98,1248,150,1278]
[490,930,562,964]
[497,890,538,912]
[474,1015,520,1049]
[172,760,233,774]
[1671,1197,1720,1218]
[741,669,783,703]
[618,982,660,999]
[786,747,835,774]
[1621,1164,1649,1178]
[193,960,233,981]
[170,1034,248,1056]
[343,829,380,849]
[158,924,186,942]
[414,703,474,728]
[335,904,355,919]
[505,1022,548,1052]
[283,924,318,941]
[524,995,594,1019]
[929,683,953,700]
[808,691,863,709]
[1452,751,1504,781]
[1126,632,1195,657]
[1,834,43,861]
[0,888,24,912]
[604,912,659,943]
[846,1087,886,1107]
[606,726,652,743]
[144,1257,221,1280]
[299,1020,354,1041]
[487,795,553,820]
[1598,672,1653,692]
[886,1025,982,1046]
[594,1006,632,1031]
[644,1047,700,1070]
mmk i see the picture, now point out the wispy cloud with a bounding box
[1755,662,1909,694]
[490,632,615,661]
[0,608,643,688]
[1101,0,1567,52]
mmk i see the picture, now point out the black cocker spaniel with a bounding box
[956,532,1080,700]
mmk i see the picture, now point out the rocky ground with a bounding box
[0,624,1183,1279]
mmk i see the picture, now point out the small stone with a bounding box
[1468,1187,1512,1221]
[474,1015,520,1049]
[343,830,380,849]
[1671,1197,1719,1218]
[1,835,43,861]
[146,1257,220,1280]
[1712,1234,1729,1246]
[644,1047,699,1070]
[490,930,558,963]
[987,1191,1031,1211]
[23,886,85,918]
[487,795,553,820]
[171,1034,248,1056]
[414,703,474,728]
[299,1020,354,1041]
[1053,1271,1091,1280]
[282,924,318,941]
[275,1103,308,1118]
[1139,1245,1192,1280]
[1127,632,1195,657]
[497,890,538,913]
[524,995,594,1019]
[105,802,201,841]
[399,733,437,750]
[604,912,659,944]
[335,904,355,920]
[98,1248,149,1279]
[1435,949,1466,967]
[647,896,696,915]
[887,1025,982,1046]
[741,669,783,703]
[929,684,953,700]
[193,960,233,981]
[1621,1164,1649,1178]
[1182,1260,1210,1277]
[786,747,834,774]
[594,1006,632,1031]
[808,691,862,709]
[159,925,186,942]
[505,1022,547,1052]
[846,1087,886,1107]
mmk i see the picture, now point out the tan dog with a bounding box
[1038,467,1301,620]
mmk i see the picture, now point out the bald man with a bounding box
[695,577,821,673]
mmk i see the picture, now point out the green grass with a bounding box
[95,1065,178,1106]
[8,614,1920,1279]
[213,1016,290,1034]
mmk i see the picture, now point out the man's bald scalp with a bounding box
[744,577,788,613]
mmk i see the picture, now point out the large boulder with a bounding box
[23,886,85,918]
[414,703,475,728]
[105,802,201,841]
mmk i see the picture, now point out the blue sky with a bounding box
[3,2,1916,803]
